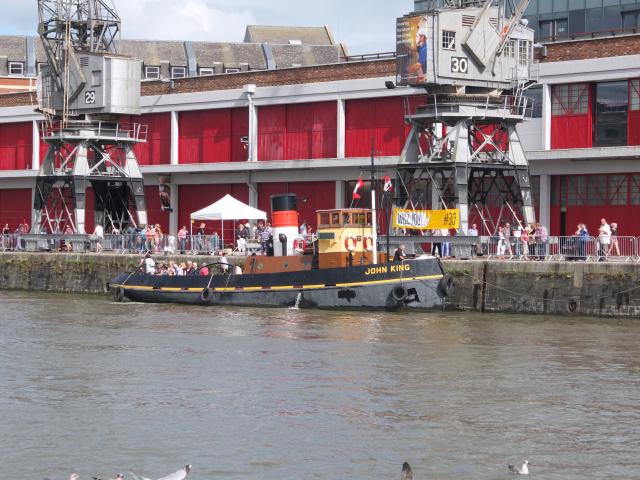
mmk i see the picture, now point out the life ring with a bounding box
[391,285,408,303]
[363,236,374,252]
[200,288,213,303]
[344,235,358,251]
[437,274,454,297]
[113,286,125,302]
[293,237,305,253]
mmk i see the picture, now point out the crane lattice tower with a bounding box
[395,0,537,234]
[32,0,147,234]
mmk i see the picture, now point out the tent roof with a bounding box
[190,194,267,221]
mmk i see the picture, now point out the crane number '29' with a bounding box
[85,91,96,104]
[451,57,468,74]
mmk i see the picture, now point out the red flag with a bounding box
[383,174,393,192]
[352,177,365,200]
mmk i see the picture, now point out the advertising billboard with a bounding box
[396,15,428,86]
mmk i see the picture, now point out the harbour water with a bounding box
[1,291,639,479]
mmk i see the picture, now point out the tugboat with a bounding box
[109,194,453,310]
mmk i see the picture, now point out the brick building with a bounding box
[0,14,638,238]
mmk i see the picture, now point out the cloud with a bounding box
[0,0,415,53]
[118,0,256,42]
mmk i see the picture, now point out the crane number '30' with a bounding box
[451,57,468,74]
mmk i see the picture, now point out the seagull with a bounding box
[92,475,124,480]
[400,462,414,480]
[129,464,191,480]
[508,460,530,475]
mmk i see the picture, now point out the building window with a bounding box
[441,30,456,50]
[199,67,214,76]
[518,40,531,66]
[587,175,606,206]
[608,174,628,206]
[539,18,568,40]
[567,176,587,206]
[144,65,160,80]
[224,68,240,74]
[630,79,640,111]
[631,174,640,205]
[37,62,47,74]
[595,81,628,147]
[551,83,589,116]
[8,62,24,76]
[503,39,516,58]
[171,66,186,78]
[523,85,542,118]
[623,11,640,30]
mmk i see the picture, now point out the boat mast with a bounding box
[370,141,378,265]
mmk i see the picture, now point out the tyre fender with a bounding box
[437,274,454,297]
[113,286,125,302]
[391,285,408,303]
[200,288,213,303]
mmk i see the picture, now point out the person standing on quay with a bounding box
[598,217,611,259]
[609,222,620,256]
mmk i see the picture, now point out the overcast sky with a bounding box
[1,0,414,55]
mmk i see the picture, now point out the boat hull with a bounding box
[109,258,449,310]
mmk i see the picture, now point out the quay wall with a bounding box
[443,259,640,317]
[0,252,639,317]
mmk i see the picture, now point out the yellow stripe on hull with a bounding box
[111,274,443,294]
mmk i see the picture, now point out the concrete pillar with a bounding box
[542,83,552,151]
[539,173,551,230]
[247,182,258,207]
[169,182,179,234]
[246,85,258,162]
[32,120,40,170]
[335,180,345,208]
[337,99,345,158]
[170,111,179,165]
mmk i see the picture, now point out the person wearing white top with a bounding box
[143,253,156,274]
[598,218,611,258]
[93,224,104,253]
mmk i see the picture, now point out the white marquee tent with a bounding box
[190,194,267,249]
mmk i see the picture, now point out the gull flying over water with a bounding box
[400,462,414,480]
[129,464,191,480]
[508,460,530,475]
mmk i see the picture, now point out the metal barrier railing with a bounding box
[5,233,640,262]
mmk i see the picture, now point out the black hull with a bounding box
[110,258,449,311]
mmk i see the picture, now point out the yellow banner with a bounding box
[392,208,460,230]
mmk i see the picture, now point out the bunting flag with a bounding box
[383,174,393,192]
[352,177,365,199]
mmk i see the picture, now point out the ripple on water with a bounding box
[0,290,639,479]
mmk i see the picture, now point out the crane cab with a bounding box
[396,3,535,91]
[316,209,377,269]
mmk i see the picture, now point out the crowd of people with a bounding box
[140,252,243,276]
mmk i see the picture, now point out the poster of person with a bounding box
[158,175,172,212]
[396,15,428,86]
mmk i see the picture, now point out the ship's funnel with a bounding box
[271,194,299,256]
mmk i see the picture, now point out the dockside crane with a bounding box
[395,0,537,235]
[32,0,148,235]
